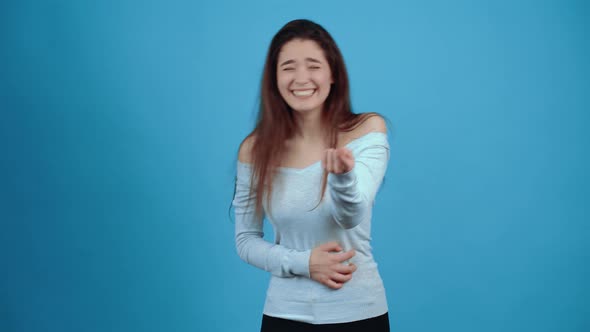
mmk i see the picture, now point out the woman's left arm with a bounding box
[327,131,390,229]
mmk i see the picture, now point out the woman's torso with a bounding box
[260,132,389,324]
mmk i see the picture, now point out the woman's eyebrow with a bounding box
[279,57,322,67]
[279,59,296,67]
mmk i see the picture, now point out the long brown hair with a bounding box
[243,19,379,219]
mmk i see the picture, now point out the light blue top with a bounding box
[233,131,390,324]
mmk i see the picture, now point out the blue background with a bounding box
[2,0,588,331]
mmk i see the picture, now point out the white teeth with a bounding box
[292,89,315,97]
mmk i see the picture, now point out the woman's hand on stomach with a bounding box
[309,241,357,289]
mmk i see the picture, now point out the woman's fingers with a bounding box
[330,272,353,283]
[310,243,359,289]
[324,268,355,288]
[334,249,355,263]
[332,149,341,173]
[325,279,344,289]
[333,263,357,274]
[323,148,354,174]
[336,149,354,173]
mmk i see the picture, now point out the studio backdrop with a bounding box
[2,0,588,331]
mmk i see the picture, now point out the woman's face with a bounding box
[276,39,333,114]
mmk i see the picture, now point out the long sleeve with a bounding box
[233,162,312,278]
[327,132,390,229]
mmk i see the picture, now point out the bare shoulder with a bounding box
[354,114,387,136]
[339,114,387,147]
[238,134,256,163]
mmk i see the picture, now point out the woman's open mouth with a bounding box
[291,89,316,98]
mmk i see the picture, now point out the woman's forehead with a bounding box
[278,39,326,62]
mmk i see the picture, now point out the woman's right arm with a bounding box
[233,160,312,278]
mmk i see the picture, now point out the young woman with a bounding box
[233,19,391,331]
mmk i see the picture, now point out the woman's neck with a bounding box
[292,108,324,143]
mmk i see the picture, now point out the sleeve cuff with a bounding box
[289,249,312,278]
[328,168,357,189]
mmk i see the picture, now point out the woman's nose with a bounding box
[294,67,310,83]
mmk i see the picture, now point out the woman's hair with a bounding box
[243,19,379,219]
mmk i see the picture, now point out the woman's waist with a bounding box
[266,262,385,301]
